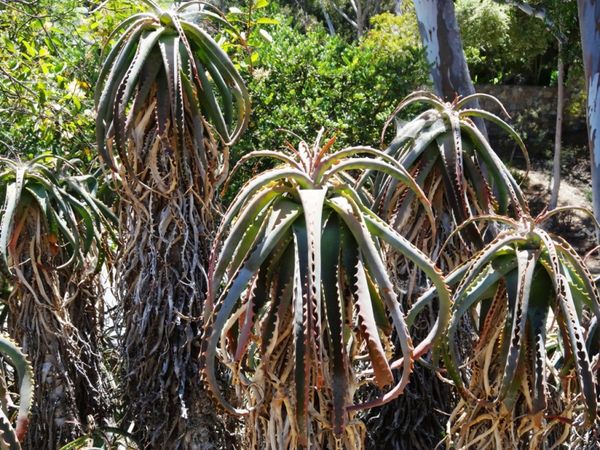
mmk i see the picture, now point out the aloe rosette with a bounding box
[203,133,451,448]
[433,211,600,438]
[95,0,250,182]
[366,91,529,267]
[0,155,115,274]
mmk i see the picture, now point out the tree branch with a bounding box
[493,0,566,43]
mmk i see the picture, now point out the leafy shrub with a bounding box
[456,0,554,85]
[225,15,429,200]
[0,1,142,158]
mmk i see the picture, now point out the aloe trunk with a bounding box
[7,235,110,448]
[116,181,226,448]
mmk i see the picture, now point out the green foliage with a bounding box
[456,0,554,84]
[246,16,427,148]
[361,12,421,55]
[0,0,142,158]
[224,14,429,200]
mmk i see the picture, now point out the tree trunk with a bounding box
[412,0,476,102]
[549,41,564,210]
[413,0,487,137]
[323,7,336,35]
[577,0,600,239]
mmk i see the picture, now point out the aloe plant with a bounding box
[95,1,250,447]
[0,155,114,448]
[0,334,34,450]
[366,91,529,268]
[433,211,600,448]
[95,0,250,181]
[363,90,532,448]
[203,132,451,449]
[0,156,113,274]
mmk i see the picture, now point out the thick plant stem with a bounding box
[116,109,230,448]
[8,212,110,449]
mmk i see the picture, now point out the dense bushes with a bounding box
[225,15,429,198]
[0,1,141,158]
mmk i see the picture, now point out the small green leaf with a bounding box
[256,17,279,24]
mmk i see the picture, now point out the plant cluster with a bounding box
[0,1,597,450]
[205,92,599,448]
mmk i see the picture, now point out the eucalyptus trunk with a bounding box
[577,0,600,239]
[412,0,475,101]
[412,0,486,135]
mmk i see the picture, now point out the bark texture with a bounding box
[577,0,600,237]
[549,42,564,210]
[413,0,476,102]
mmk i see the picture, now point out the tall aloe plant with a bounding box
[418,211,600,448]
[367,90,529,269]
[0,155,114,448]
[95,1,249,447]
[203,132,451,449]
[364,91,532,448]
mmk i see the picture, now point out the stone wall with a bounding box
[474,84,587,159]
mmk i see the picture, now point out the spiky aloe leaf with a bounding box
[321,214,347,436]
[443,212,600,423]
[0,334,34,447]
[204,133,450,448]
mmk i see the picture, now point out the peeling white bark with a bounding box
[577,0,600,238]
[414,0,441,72]
[413,0,486,136]
[589,72,600,169]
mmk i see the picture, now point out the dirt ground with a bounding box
[518,167,600,274]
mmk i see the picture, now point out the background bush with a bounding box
[225,12,429,199]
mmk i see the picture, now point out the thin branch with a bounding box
[493,0,566,43]
[330,2,358,29]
